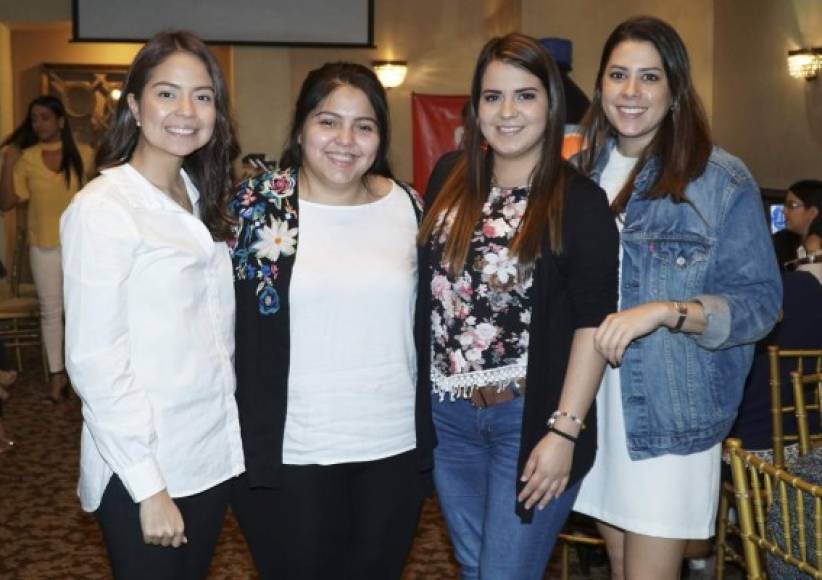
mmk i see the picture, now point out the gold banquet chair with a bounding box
[727,437,822,579]
[716,347,822,579]
[0,224,46,378]
[790,371,822,457]
[555,515,606,580]
[771,348,822,467]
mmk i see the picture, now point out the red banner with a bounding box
[411,93,469,196]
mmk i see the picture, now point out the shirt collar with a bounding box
[102,164,201,213]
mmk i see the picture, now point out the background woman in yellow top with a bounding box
[0,95,94,401]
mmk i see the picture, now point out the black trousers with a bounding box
[95,475,231,580]
[231,449,423,580]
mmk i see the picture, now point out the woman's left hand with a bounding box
[594,302,668,365]
[518,432,574,510]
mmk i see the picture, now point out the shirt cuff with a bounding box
[117,457,166,504]
[690,294,731,349]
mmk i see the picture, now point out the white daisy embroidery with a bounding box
[252,217,297,262]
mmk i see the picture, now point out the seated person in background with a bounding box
[729,268,822,461]
[783,180,822,261]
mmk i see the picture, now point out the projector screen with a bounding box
[72,0,374,46]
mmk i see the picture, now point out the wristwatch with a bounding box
[671,301,688,333]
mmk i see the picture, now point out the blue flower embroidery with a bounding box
[258,285,280,315]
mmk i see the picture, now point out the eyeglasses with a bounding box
[785,200,806,210]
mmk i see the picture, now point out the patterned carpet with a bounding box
[0,356,613,579]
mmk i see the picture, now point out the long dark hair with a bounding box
[96,30,239,241]
[577,16,712,214]
[418,32,567,273]
[1,95,84,187]
[280,62,393,179]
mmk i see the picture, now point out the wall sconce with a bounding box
[373,60,408,89]
[788,48,822,80]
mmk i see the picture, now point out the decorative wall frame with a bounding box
[40,63,129,148]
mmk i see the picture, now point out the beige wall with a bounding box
[232,46,291,164]
[521,0,714,121]
[0,23,12,140]
[713,0,822,188]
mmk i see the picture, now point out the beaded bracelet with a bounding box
[547,409,586,430]
[548,425,578,443]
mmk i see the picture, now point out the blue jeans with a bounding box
[432,394,580,580]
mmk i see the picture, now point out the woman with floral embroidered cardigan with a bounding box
[228,62,432,580]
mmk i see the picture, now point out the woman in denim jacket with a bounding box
[572,16,782,580]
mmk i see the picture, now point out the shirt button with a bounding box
[676,256,687,267]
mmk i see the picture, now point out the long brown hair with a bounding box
[577,16,712,214]
[418,33,567,274]
[96,30,239,241]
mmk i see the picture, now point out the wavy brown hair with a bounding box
[418,33,567,273]
[576,16,712,214]
[96,30,239,241]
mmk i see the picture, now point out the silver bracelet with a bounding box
[546,409,586,430]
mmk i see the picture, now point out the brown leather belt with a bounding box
[455,378,526,408]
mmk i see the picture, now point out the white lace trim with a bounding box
[431,363,527,401]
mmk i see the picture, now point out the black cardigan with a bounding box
[417,154,619,521]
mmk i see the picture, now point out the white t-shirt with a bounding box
[282,181,418,465]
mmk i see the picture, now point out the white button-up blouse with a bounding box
[61,163,245,512]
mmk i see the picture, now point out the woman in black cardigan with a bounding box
[416,33,618,580]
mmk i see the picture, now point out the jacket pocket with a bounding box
[645,236,711,300]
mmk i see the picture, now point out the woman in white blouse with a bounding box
[61,31,244,580]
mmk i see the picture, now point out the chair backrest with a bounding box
[769,347,822,468]
[727,437,822,579]
[792,372,822,457]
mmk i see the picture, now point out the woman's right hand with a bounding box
[594,302,669,365]
[139,489,187,547]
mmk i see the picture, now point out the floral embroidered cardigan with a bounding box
[229,167,435,490]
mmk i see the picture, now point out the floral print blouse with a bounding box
[430,185,533,396]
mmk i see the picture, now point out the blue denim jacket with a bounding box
[590,143,782,459]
